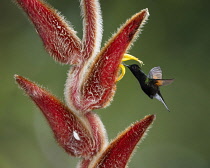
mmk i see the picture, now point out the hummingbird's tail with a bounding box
[154,94,170,112]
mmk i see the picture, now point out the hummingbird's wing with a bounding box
[154,93,170,112]
[154,79,174,86]
[148,66,162,79]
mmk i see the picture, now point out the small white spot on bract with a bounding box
[73,131,80,141]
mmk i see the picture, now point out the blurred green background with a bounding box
[1,0,210,167]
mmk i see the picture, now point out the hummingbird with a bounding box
[125,64,174,111]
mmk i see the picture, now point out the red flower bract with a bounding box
[15,0,154,167]
[15,75,107,159]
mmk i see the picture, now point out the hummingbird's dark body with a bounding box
[126,64,174,111]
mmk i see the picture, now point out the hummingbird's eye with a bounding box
[132,64,140,70]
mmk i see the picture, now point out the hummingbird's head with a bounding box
[126,64,141,72]
[124,64,146,80]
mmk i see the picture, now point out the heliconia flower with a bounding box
[15,0,155,167]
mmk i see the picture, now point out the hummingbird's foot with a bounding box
[116,54,143,81]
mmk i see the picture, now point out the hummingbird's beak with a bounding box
[122,63,129,67]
